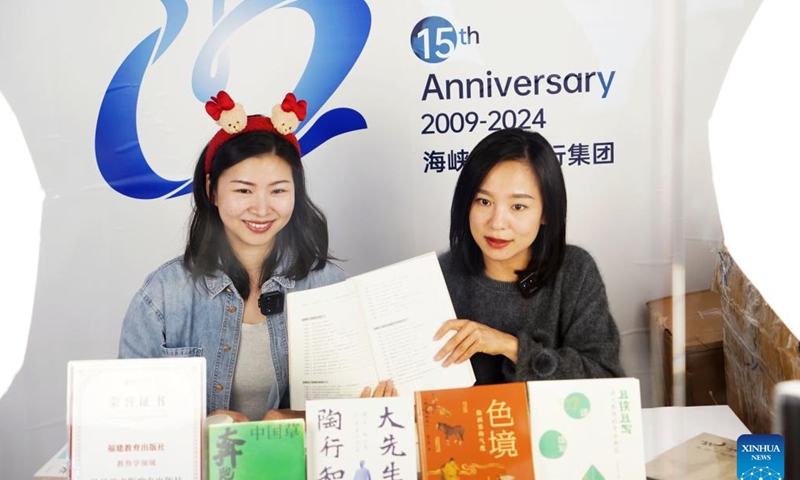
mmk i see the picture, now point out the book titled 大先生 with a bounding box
[415,382,535,480]
[287,251,476,410]
[67,358,206,480]
[207,418,305,480]
[306,397,417,480]
[527,377,647,479]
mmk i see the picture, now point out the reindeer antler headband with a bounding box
[203,91,307,174]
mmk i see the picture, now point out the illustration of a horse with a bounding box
[426,395,452,416]
[436,422,464,445]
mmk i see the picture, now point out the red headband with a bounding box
[203,91,305,174]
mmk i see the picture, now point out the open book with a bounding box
[645,432,736,480]
[287,251,476,410]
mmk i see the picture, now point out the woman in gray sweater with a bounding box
[434,128,625,384]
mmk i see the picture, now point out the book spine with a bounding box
[414,392,428,480]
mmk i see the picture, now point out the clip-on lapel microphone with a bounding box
[258,291,285,316]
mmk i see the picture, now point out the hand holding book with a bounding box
[210,379,398,423]
[433,318,520,366]
[209,408,306,423]
[286,252,476,410]
[209,409,250,423]
[361,378,398,398]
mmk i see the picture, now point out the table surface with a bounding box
[642,405,751,462]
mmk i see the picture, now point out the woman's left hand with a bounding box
[360,379,398,398]
[262,409,305,421]
[209,409,250,423]
[433,319,519,366]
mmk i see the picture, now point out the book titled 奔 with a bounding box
[208,418,305,480]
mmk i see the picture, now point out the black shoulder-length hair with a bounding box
[184,125,332,299]
[449,128,567,289]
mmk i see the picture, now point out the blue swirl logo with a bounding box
[96,0,371,199]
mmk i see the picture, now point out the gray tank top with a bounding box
[228,321,278,421]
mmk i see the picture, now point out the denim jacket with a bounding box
[118,255,346,414]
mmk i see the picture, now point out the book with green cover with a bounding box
[527,377,646,479]
[208,418,305,480]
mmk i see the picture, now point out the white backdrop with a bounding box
[0,1,760,478]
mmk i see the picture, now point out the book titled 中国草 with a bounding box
[287,252,476,410]
[208,418,305,480]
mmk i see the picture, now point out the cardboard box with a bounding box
[647,290,727,406]
[714,245,800,434]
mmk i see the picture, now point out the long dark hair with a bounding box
[449,128,567,289]
[184,125,332,299]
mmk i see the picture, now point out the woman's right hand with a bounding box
[209,409,250,423]
[360,379,398,398]
[433,318,520,365]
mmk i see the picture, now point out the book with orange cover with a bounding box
[415,382,534,480]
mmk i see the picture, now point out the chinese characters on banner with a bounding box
[423,142,614,173]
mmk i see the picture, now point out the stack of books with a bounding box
[52,254,648,479]
[205,377,646,480]
[57,360,646,479]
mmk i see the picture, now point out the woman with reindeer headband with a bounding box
[119,92,395,421]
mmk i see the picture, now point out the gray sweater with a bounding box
[438,245,624,384]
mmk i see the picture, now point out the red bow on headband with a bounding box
[281,93,307,121]
[205,91,236,121]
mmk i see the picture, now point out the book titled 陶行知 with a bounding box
[287,251,476,410]
[306,397,417,480]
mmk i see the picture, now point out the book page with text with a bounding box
[287,280,378,410]
[354,252,476,396]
